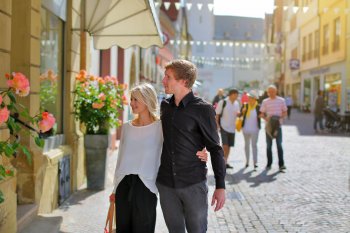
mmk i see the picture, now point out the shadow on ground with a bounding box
[225,168,280,187]
[57,189,100,212]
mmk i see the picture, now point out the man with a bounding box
[157,60,226,233]
[285,94,293,119]
[313,90,325,133]
[260,85,288,172]
[212,88,225,109]
[215,89,240,169]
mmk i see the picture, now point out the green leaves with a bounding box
[35,136,44,148]
[0,191,4,203]
[20,145,32,165]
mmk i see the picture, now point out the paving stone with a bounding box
[26,110,350,233]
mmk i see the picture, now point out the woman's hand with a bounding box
[196,148,208,162]
[109,193,115,203]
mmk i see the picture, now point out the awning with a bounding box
[84,0,164,49]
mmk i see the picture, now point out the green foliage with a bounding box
[0,73,50,204]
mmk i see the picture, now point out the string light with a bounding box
[156,2,350,15]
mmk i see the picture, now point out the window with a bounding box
[302,36,307,61]
[215,59,224,69]
[314,30,319,57]
[333,17,340,51]
[40,7,64,133]
[323,24,329,55]
[308,33,313,60]
[216,43,223,53]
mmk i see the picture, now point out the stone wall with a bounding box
[0,1,17,232]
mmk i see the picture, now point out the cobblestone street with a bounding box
[33,110,350,233]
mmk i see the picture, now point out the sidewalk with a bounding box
[22,110,350,233]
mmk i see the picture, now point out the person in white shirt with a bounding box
[109,83,207,233]
[239,90,261,170]
[215,89,240,169]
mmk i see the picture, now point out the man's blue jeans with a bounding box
[266,127,284,167]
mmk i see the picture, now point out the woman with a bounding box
[109,83,207,233]
[240,90,261,169]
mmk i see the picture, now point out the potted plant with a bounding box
[0,72,55,203]
[73,70,125,190]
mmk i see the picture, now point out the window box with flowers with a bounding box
[0,72,55,203]
[73,70,125,190]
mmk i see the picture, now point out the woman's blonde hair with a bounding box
[130,83,159,120]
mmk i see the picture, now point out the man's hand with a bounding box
[211,188,225,211]
[196,148,208,162]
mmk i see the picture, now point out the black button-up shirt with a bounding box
[157,91,226,189]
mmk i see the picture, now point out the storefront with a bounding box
[324,73,342,112]
[301,62,347,113]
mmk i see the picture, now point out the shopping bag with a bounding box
[236,118,243,132]
[104,201,115,233]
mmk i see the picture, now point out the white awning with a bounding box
[85,0,164,49]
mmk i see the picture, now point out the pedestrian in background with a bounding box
[215,89,240,169]
[110,83,208,233]
[239,90,261,170]
[212,88,225,109]
[260,85,288,172]
[157,60,226,233]
[313,90,325,133]
[241,91,249,104]
[285,95,293,119]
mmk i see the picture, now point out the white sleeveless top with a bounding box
[112,120,163,194]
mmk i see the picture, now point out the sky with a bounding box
[213,0,275,18]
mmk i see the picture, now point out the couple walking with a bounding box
[110,60,226,233]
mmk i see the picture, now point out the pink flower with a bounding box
[92,102,105,109]
[0,95,2,105]
[38,112,56,133]
[122,95,128,105]
[0,107,10,124]
[7,72,30,97]
[98,93,106,101]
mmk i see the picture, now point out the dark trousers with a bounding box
[314,115,324,130]
[157,181,208,233]
[287,106,292,119]
[115,175,157,233]
[266,127,284,167]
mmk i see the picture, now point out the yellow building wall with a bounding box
[300,17,320,71]
[319,0,347,66]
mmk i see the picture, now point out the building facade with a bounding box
[280,0,350,113]
[0,1,163,232]
[187,0,273,101]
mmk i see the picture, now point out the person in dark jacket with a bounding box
[313,90,325,133]
[239,90,261,170]
[212,88,225,109]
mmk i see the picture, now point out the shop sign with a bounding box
[289,59,300,70]
[309,67,330,76]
